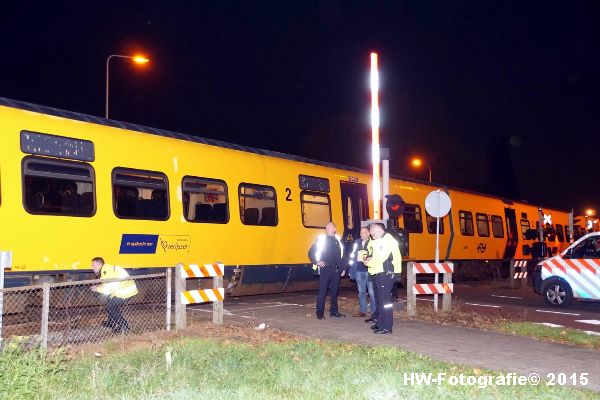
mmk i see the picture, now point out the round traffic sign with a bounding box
[425,190,451,218]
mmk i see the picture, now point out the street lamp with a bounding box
[411,157,432,183]
[105,54,149,119]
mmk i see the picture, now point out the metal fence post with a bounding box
[509,259,516,288]
[213,275,223,325]
[0,251,12,349]
[166,267,172,331]
[442,270,452,312]
[175,263,186,330]
[407,262,416,316]
[41,283,50,350]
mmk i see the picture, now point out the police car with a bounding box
[533,232,600,307]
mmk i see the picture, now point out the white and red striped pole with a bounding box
[370,52,381,219]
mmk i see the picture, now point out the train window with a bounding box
[491,215,504,238]
[555,224,564,242]
[239,183,278,226]
[403,204,423,233]
[112,168,169,220]
[301,191,331,228]
[476,213,490,237]
[520,219,531,239]
[459,211,474,236]
[22,156,95,216]
[182,176,229,223]
[426,214,444,234]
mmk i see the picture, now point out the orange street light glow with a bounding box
[132,55,150,64]
[411,158,423,167]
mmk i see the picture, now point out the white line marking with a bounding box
[582,330,600,336]
[491,295,523,300]
[240,315,252,319]
[535,310,581,316]
[190,308,235,316]
[535,322,564,328]
[575,319,600,325]
[232,302,300,312]
[465,302,501,308]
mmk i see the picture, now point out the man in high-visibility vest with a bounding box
[91,257,138,333]
[365,223,402,334]
[308,222,345,319]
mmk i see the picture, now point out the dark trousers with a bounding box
[369,273,378,319]
[106,297,129,332]
[316,265,341,317]
[375,273,395,331]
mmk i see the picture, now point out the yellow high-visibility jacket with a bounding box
[366,233,402,275]
[98,264,138,299]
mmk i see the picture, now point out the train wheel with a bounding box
[542,278,573,307]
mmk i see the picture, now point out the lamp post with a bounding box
[411,158,432,183]
[105,54,149,119]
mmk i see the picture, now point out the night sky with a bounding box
[2,1,599,213]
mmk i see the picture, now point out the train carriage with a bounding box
[0,97,575,295]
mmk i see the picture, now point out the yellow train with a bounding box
[0,97,581,294]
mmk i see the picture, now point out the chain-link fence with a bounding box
[0,272,170,350]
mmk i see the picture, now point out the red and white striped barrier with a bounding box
[407,261,454,316]
[181,288,225,305]
[413,283,453,295]
[510,260,529,288]
[412,262,454,274]
[175,262,225,330]
[181,263,224,279]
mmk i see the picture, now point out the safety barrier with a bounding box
[509,260,529,289]
[175,263,224,330]
[407,262,454,316]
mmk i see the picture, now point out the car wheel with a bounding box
[542,279,573,308]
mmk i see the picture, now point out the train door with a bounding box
[340,182,370,245]
[504,208,518,258]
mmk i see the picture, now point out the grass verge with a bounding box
[499,322,600,349]
[0,335,597,400]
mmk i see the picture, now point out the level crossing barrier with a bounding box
[175,263,224,330]
[407,262,453,316]
[509,260,529,289]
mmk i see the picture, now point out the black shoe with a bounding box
[364,317,375,323]
[373,329,392,334]
[330,312,345,318]
[370,324,380,330]
[317,315,325,320]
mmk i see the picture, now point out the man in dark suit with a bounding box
[308,222,345,319]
